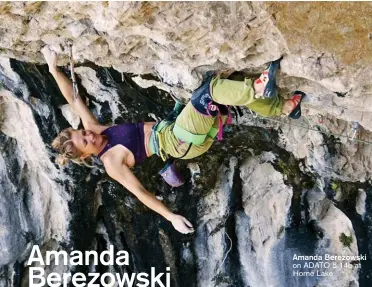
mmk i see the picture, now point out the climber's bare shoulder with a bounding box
[101,145,136,170]
[101,149,141,193]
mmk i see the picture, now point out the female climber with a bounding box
[41,46,304,235]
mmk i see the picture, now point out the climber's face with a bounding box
[70,129,106,158]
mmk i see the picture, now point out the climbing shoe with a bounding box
[288,91,306,119]
[263,57,282,98]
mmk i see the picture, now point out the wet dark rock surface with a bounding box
[0,59,371,286]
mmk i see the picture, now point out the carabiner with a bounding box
[347,121,359,141]
[248,108,257,118]
[318,114,324,124]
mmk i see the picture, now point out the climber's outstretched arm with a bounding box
[41,46,101,131]
[103,154,194,234]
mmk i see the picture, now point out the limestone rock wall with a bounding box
[0,90,70,283]
[1,2,372,287]
[236,154,293,287]
[1,2,372,129]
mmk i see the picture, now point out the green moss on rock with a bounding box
[339,232,353,248]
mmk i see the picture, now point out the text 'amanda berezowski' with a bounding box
[27,245,171,287]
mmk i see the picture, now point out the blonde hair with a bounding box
[51,127,92,167]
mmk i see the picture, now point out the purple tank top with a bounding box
[98,123,147,164]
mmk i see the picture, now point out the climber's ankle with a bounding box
[253,78,263,94]
[282,99,293,115]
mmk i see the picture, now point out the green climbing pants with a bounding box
[154,76,284,160]
[209,77,284,117]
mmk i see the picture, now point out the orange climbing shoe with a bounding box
[288,91,306,119]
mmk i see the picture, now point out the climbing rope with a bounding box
[245,111,372,146]
[216,229,232,273]
[67,42,79,101]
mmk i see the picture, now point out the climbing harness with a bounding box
[347,121,359,141]
[150,101,191,187]
[151,78,235,187]
[67,42,79,101]
[151,101,194,160]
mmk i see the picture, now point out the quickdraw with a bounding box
[347,121,359,141]
[248,108,258,118]
[318,114,324,124]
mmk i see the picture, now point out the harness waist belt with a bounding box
[173,123,218,145]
